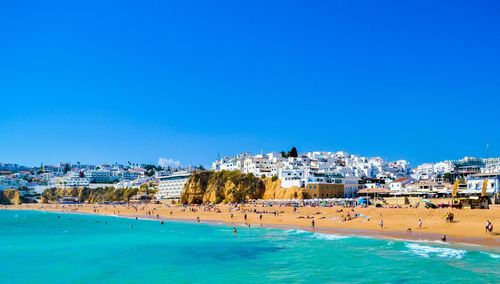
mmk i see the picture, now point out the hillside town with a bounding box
[1,149,499,204]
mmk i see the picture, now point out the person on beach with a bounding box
[244,214,247,222]
[379,219,384,229]
[485,220,490,234]
[488,222,493,235]
[230,213,233,219]
[441,235,447,242]
[197,216,200,223]
[311,220,315,229]
[418,219,423,229]
[260,215,263,221]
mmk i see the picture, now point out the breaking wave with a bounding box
[405,243,466,259]
[481,252,500,259]
[311,233,348,241]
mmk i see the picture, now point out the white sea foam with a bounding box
[481,252,500,259]
[285,229,309,235]
[311,233,348,241]
[284,229,347,240]
[405,243,466,259]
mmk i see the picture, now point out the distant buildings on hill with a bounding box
[1,152,499,202]
[212,151,500,200]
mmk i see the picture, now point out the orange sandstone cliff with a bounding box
[181,171,308,204]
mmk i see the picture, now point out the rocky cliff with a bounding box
[181,171,309,204]
[262,178,310,200]
[41,187,139,203]
[0,189,22,205]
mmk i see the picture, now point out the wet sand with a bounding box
[3,203,500,248]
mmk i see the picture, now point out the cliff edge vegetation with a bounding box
[41,187,141,203]
[0,189,22,205]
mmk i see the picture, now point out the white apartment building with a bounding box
[482,158,500,174]
[433,161,455,174]
[278,168,306,188]
[342,177,361,198]
[389,177,415,192]
[466,173,500,195]
[122,171,140,180]
[156,172,191,200]
[243,157,274,177]
[85,169,117,183]
[220,159,243,171]
[55,176,90,188]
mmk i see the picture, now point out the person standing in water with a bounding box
[233,227,237,234]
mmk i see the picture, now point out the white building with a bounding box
[243,157,275,177]
[466,173,500,196]
[156,172,191,200]
[85,169,117,183]
[278,168,306,188]
[389,177,415,192]
[55,175,90,188]
[220,159,243,171]
[482,158,500,174]
[122,170,141,180]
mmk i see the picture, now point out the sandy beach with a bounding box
[3,203,500,248]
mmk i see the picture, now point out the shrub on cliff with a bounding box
[41,187,139,203]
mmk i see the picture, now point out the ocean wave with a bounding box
[405,243,466,259]
[311,233,348,241]
[284,229,347,240]
[481,252,500,259]
[285,229,309,235]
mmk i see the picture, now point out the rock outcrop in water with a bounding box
[181,171,309,204]
[41,187,140,203]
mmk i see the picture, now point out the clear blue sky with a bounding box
[0,0,499,167]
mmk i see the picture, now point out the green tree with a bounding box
[288,147,298,158]
[63,163,71,174]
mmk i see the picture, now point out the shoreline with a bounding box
[3,204,500,251]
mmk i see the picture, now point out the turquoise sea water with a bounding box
[0,210,498,283]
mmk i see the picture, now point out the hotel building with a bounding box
[156,172,191,200]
